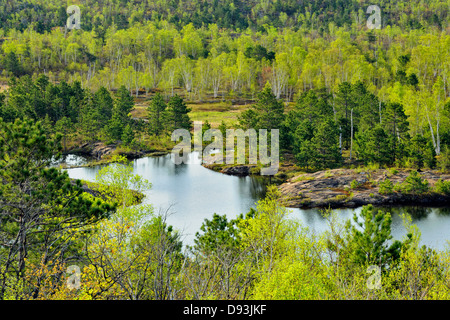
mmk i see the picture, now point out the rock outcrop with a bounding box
[279,169,450,209]
[69,142,116,160]
[221,165,257,176]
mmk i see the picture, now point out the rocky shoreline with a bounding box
[278,168,450,209]
[66,145,450,210]
[65,141,170,166]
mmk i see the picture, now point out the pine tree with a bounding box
[252,82,285,130]
[355,125,392,166]
[0,118,114,299]
[147,92,167,136]
[114,85,134,124]
[166,95,192,131]
[312,119,342,170]
[121,124,135,146]
[4,52,22,77]
[383,102,410,163]
[95,87,114,126]
[408,135,436,170]
[345,205,411,271]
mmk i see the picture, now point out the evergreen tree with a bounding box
[0,118,113,299]
[407,135,436,170]
[312,119,342,170]
[55,116,73,152]
[383,102,410,163]
[114,85,134,124]
[166,95,192,131]
[355,125,392,166]
[4,52,22,77]
[252,83,285,130]
[121,124,135,146]
[344,205,411,271]
[293,120,316,170]
[147,92,167,136]
[105,113,125,142]
[105,86,135,142]
[95,87,114,126]
[79,93,102,142]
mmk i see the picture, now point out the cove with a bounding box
[64,153,450,251]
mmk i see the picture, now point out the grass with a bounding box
[131,100,246,129]
[293,175,315,182]
[130,105,148,118]
[324,170,334,178]
[189,102,248,128]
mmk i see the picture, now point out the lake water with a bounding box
[65,153,450,251]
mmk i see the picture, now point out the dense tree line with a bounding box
[0,75,192,149]
[0,72,448,171]
[237,80,449,171]
[0,0,447,33]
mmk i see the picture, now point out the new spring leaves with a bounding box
[65,4,382,31]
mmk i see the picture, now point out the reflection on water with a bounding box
[289,206,450,251]
[51,154,89,167]
[66,153,450,250]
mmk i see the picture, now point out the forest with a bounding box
[0,0,449,301]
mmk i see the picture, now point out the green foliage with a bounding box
[437,146,450,172]
[121,124,135,146]
[94,158,151,208]
[193,213,242,255]
[434,179,450,195]
[379,179,394,195]
[82,204,183,300]
[355,125,393,166]
[350,179,362,190]
[3,52,22,77]
[396,171,430,195]
[239,83,285,131]
[407,134,437,169]
[147,93,168,136]
[344,205,412,271]
[0,118,114,299]
[165,95,192,131]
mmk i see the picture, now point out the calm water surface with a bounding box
[66,153,450,250]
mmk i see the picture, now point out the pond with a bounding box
[65,153,450,251]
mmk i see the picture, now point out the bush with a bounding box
[389,168,399,176]
[379,179,394,195]
[397,171,430,194]
[437,147,450,172]
[434,179,450,195]
[350,179,361,189]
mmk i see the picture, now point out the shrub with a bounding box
[350,179,361,189]
[437,147,450,172]
[366,162,380,171]
[334,194,348,201]
[379,179,394,195]
[397,171,430,194]
[434,179,450,195]
[389,168,399,176]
